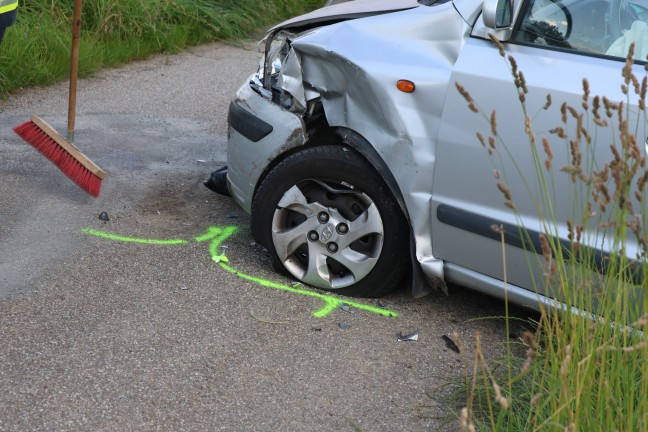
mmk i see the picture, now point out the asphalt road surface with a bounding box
[0,42,528,431]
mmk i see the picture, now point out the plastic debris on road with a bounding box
[338,303,353,313]
[442,335,460,353]
[204,166,230,196]
[397,331,419,341]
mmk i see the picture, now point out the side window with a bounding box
[512,0,648,61]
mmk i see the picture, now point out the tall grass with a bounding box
[0,0,325,96]
[456,39,647,431]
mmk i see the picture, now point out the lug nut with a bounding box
[308,231,319,241]
[327,242,338,253]
[318,212,329,223]
[337,223,348,234]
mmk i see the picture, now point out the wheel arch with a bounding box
[333,127,411,224]
[252,124,411,226]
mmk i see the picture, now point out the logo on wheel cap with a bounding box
[321,224,334,242]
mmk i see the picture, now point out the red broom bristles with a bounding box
[14,119,103,197]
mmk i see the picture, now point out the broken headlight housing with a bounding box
[251,30,306,112]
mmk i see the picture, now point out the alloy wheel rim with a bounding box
[271,179,384,289]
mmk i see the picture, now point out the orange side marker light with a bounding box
[397,80,415,93]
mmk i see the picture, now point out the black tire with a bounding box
[251,146,409,297]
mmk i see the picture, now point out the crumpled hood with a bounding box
[271,0,421,31]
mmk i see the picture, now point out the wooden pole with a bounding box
[67,0,82,144]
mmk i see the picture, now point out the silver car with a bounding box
[217,0,648,309]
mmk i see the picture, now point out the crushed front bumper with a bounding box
[226,79,307,213]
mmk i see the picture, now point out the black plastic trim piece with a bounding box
[437,204,527,249]
[436,204,642,283]
[228,102,274,143]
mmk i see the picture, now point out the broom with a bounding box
[13,0,106,197]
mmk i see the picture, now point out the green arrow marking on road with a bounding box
[82,225,398,318]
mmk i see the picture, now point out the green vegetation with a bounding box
[0,0,325,96]
[457,39,647,431]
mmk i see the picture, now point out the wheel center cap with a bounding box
[320,223,335,242]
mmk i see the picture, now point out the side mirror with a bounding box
[483,0,513,29]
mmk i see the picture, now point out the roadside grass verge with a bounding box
[0,0,325,96]
[455,40,647,431]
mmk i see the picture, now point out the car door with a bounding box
[432,0,648,298]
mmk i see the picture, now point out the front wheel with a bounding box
[251,146,409,297]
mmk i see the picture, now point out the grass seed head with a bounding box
[518,70,528,94]
[497,183,513,200]
[623,43,635,85]
[632,74,640,95]
[459,407,469,429]
[509,55,518,76]
[570,139,582,171]
[456,82,479,113]
[550,127,567,139]
[492,382,510,409]
[539,233,552,262]
[476,132,486,148]
[621,342,646,352]
[603,96,614,117]
[543,93,552,110]
[567,105,579,119]
[560,344,572,376]
[489,33,505,56]
[491,224,504,233]
[592,95,601,120]
[542,136,554,160]
[637,171,648,193]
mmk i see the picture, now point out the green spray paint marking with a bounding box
[82,225,397,318]
[194,226,239,263]
[219,262,395,318]
[81,228,187,245]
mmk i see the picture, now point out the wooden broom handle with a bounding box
[67,0,82,143]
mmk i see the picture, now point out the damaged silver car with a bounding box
[215,0,648,308]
